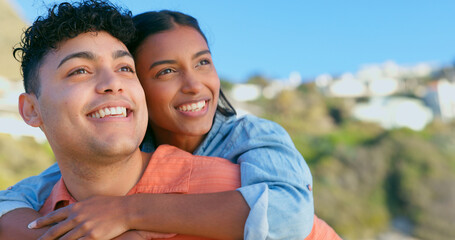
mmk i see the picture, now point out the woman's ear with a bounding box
[18,93,42,127]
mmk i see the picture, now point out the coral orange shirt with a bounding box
[40,145,340,240]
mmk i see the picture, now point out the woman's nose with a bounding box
[181,72,203,94]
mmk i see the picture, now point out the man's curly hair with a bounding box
[13,0,135,96]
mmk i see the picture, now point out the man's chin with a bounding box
[89,139,141,159]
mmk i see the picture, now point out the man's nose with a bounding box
[95,70,123,94]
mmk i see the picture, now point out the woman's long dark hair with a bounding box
[129,10,236,117]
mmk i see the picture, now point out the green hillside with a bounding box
[0,0,27,80]
[255,83,455,240]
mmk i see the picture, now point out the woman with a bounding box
[0,9,314,239]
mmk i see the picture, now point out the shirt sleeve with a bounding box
[232,116,314,240]
[0,163,61,217]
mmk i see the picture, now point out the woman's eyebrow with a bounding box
[192,50,211,60]
[148,50,211,70]
[149,60,176,70]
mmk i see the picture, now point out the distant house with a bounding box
[316,61,431,98]
[423,79,455,122]
[328,73,367,97]
[0,76,46,142]
[353,96,433,131]
[231,84,261,102]
[263,71,302,99]
[368,77,399,96]
[0,76,21,113]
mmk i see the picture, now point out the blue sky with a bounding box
[10,0,455,83]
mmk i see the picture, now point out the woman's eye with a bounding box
[197,59,210,66]
[68,68,88,76]
[156,68,174,77]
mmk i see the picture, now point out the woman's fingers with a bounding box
[29,207,68,229]
[36,218,75,240]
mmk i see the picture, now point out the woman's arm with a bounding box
[229,116,315,239]
[29,191,249,240]
[0,208,49,239]
[0,163,61,239]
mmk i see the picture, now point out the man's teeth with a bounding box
[90,107,127,118]
[177,100,206,112]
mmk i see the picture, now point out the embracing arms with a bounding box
[0,161,249,240]
[0,185,248,240]
[29,192,248,240]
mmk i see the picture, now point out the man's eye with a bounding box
[119,66,135,73]
[68,68,88,76]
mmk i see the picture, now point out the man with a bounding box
[0,1,249,239]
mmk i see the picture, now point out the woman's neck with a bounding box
[152,131,206,153]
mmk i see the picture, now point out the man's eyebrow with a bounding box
[57,50,132,69]
[57,51,95,69]
[113,50,133,60]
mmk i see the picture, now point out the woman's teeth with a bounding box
[89,107,127,118]
[177,100,206,112]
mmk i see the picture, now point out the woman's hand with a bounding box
[28,195,174,240]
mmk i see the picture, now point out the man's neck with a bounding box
[58,149,151,201]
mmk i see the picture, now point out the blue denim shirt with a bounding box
[0,113,314,239]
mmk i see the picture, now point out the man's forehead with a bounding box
[56,50,133,69]
[44,32,130,66]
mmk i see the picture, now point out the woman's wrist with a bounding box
[124,194,144,230]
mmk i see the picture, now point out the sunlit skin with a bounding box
[19,31,149,200]
[2,30,248,240]
[135,25,220,153]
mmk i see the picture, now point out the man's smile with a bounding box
[87,106,131,119]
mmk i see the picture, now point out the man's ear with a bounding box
[18,93,42,127]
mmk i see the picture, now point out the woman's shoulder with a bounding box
[218,113,288,138]
[199,113,295,159]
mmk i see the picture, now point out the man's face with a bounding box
[24,31,147,162]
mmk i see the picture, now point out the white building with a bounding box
[368,77,399,96]
[0,76,46,142]
[353,96,433,131]
[231,84,261,102]
[316,61,432,98]
[263,71,302,99]
[328,73,367,97]
[424,79,455,122]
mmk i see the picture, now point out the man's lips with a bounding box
[87,106,129,119]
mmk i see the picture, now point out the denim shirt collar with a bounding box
[140,111,234,154]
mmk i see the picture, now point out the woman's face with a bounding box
[135,26,220,142]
